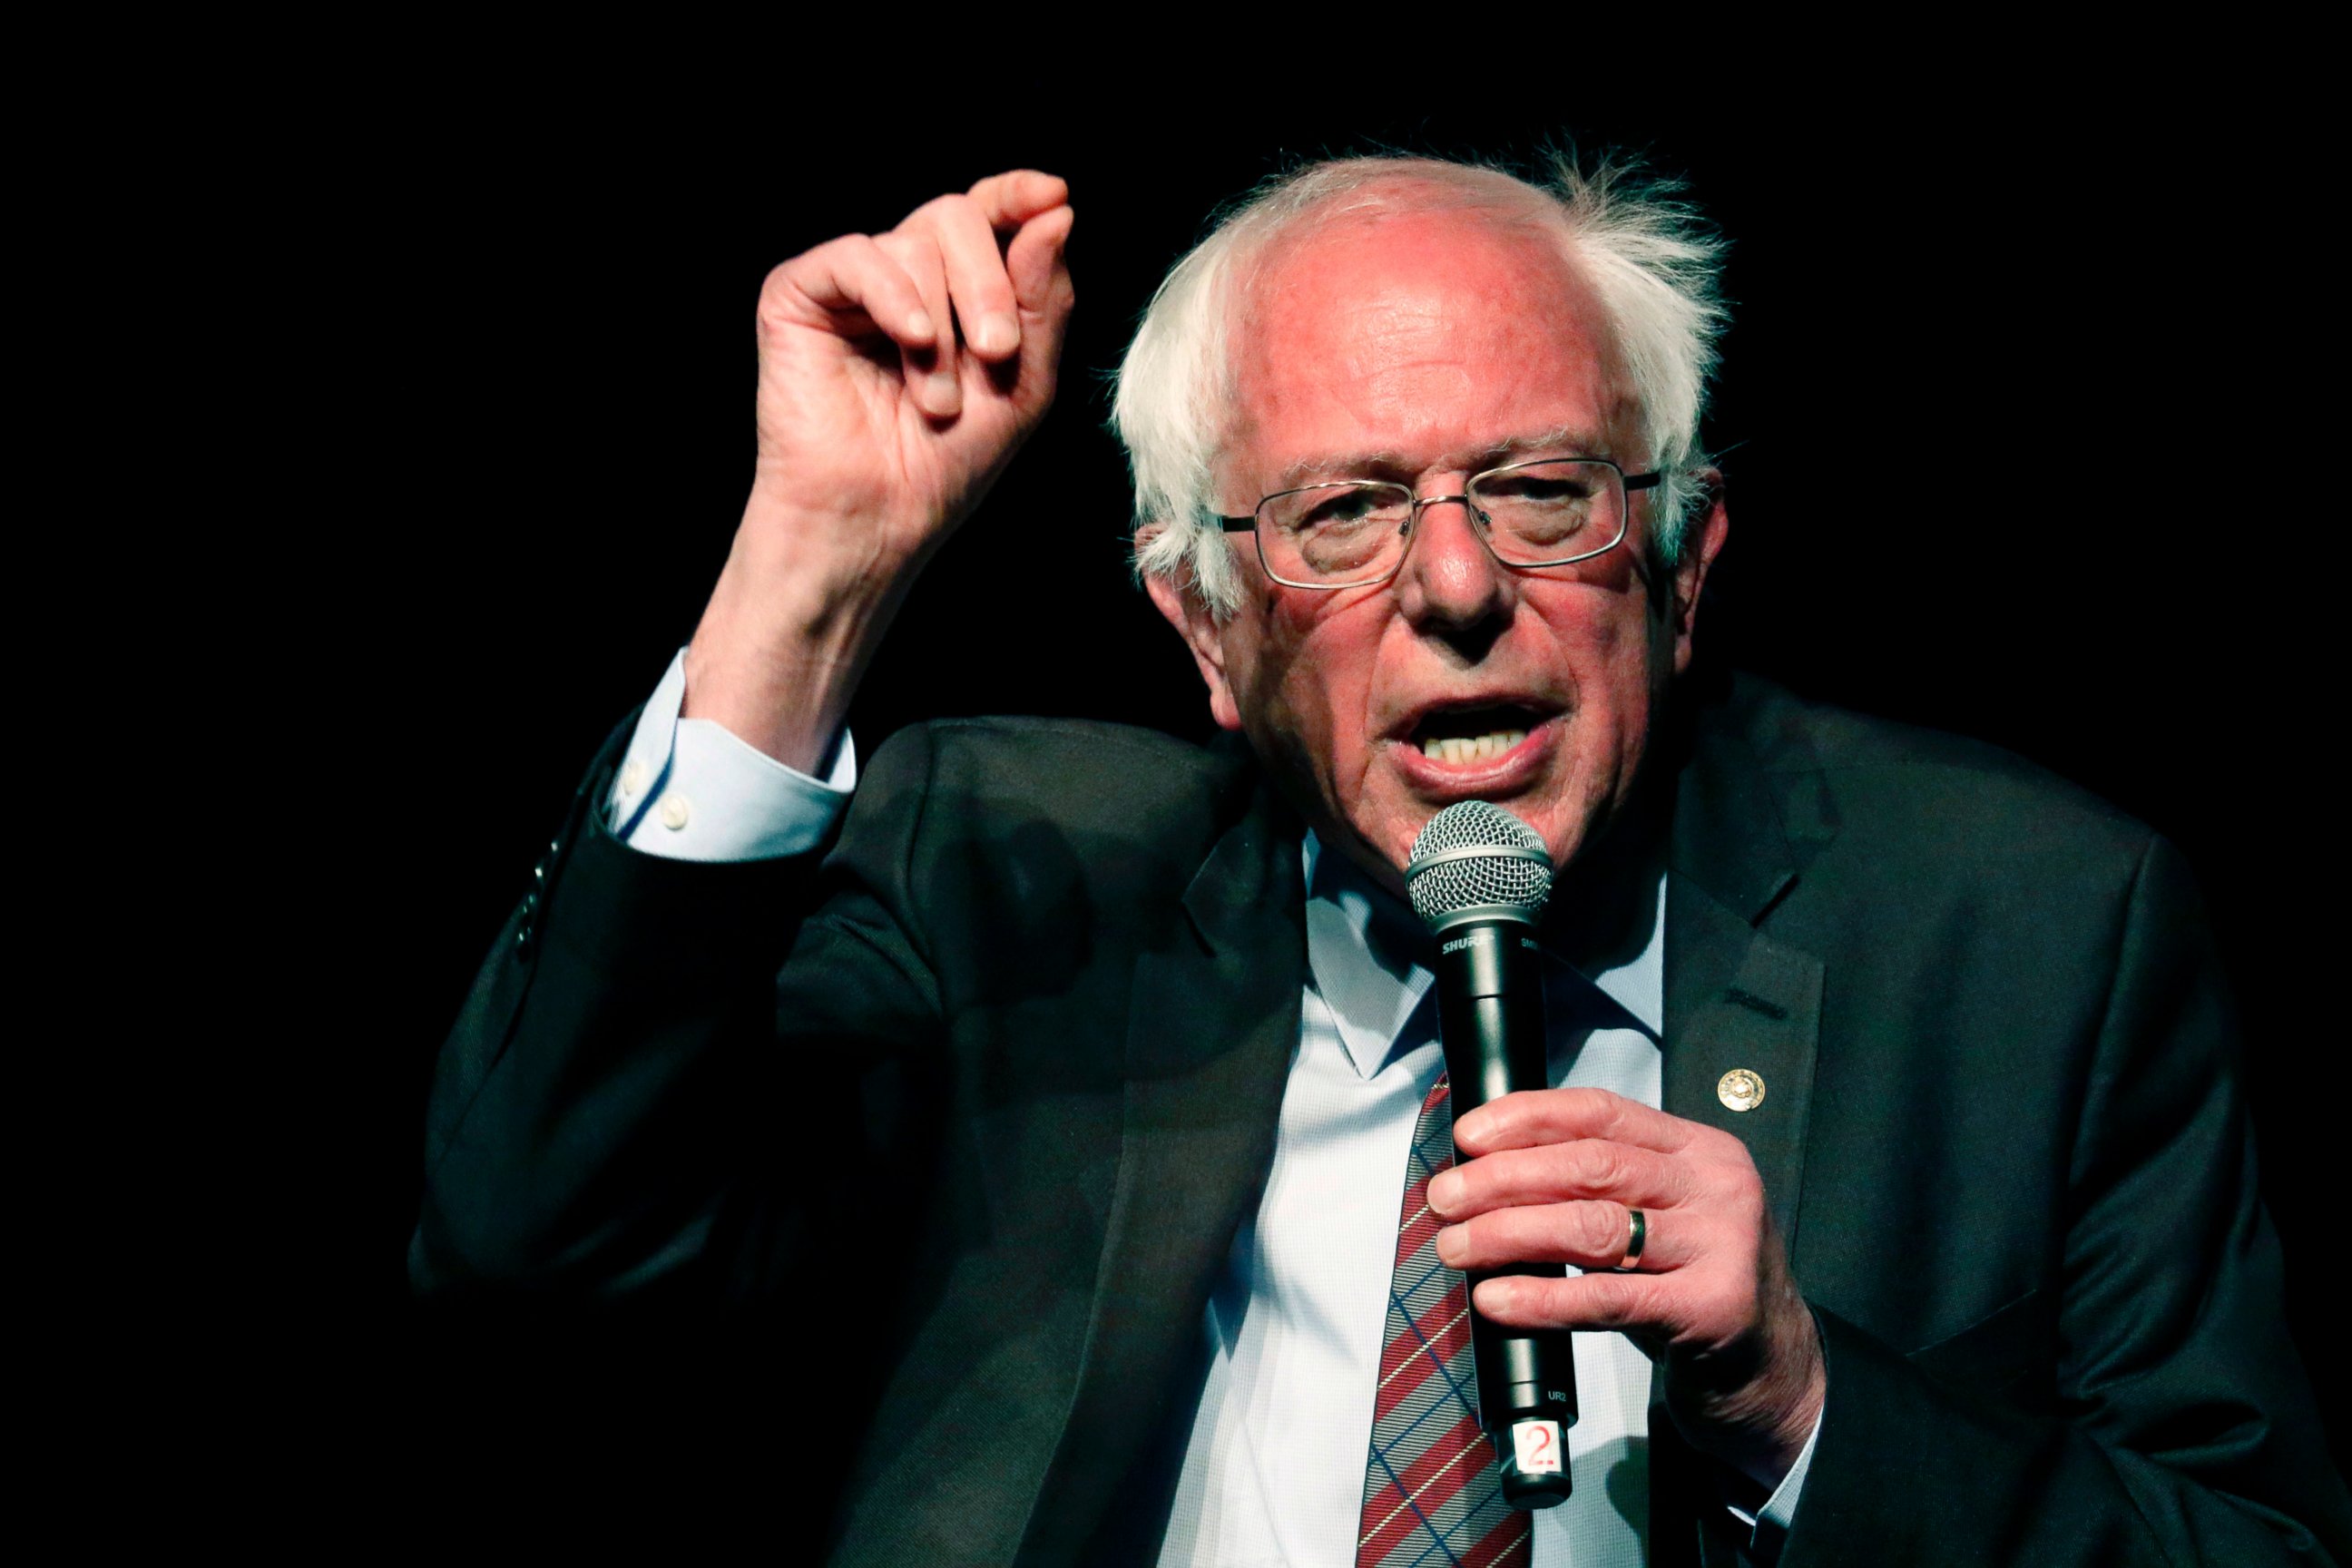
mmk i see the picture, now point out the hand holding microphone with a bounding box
[1409,800,1826,1498]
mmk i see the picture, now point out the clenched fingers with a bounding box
[1470,1269,1677,1334]
[1453,1086,1708,1161]
[1434,1199,1683,1273]
[761,232,938,350]
[898,193,1024,363]
[874,230,961,417]
[1427,1136,1697,1220]
[966,169,1069,232]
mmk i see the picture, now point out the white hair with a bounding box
[1112,151,1729,618]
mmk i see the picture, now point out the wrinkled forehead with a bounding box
[1221,179,1637,485]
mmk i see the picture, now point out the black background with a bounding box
[290,68,2339,1471]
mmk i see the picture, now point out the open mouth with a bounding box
[1408,703,1552,765]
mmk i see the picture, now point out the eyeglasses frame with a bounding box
[1215,456,1663,591]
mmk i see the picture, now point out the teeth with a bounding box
[1420,730,1528,763]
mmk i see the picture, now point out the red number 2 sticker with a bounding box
[1513,1419,1564,1475]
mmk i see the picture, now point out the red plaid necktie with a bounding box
[1356,1073,1532,1568]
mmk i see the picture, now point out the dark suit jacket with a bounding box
[412,671,2347,1564]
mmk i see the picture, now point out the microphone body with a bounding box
[1433,918,1580,1508]
[1410,802,1580,1510]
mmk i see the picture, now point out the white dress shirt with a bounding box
[605,650,1815,1563]
[1152,835,1667,1568]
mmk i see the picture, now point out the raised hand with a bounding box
[685,172,1076,771]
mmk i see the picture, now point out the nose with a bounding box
[1392,493,1516,647]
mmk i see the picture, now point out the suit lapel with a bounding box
[1015,779,1306,1564]
[1649,688,1829,1564]
[1660,698,1825,1253]
[1662,875,1822,1250]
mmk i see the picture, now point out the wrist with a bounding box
[681,495,919,772]
[730,487,926,623]
[1670,1301,1827,1491]
[680,637,854,776]
[1757,1331,1827,1488]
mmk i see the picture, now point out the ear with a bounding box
[1146,570,1244,732]
[1668,470,1730,676]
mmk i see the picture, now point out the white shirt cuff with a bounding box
[1725,1403,1822,1561]
[605,648,857,862]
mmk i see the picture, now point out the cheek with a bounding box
[1582,612,1665,742]
[1246,594,1384,745]
[1532,593,1668,853]
[1226,597,1403,847]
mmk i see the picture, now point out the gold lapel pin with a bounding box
[1717,1069,1767,1112]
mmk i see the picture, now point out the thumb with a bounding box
[1006,204,1075,396]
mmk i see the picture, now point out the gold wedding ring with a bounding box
[1614,1207,1648,1272]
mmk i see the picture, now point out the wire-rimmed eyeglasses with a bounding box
[1215,456,1661,591]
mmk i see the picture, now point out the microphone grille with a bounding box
[1406,801,1555,929]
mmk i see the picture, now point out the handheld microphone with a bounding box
[1407,800,1577,1510]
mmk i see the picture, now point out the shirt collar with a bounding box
[1589,876,1666,1037]
[1302,830,1663,1082]
[1303,833,1435,1080]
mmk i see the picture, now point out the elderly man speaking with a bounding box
[412,153,2344,1565]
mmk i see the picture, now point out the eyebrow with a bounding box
[1269,426,1612,490]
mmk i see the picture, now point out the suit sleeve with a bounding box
[407,714,946,1302]
[1780,838,2349,1567]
